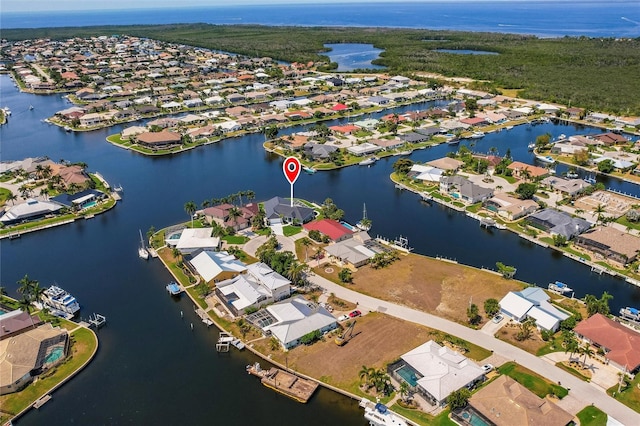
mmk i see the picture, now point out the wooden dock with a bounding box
[33,395,51,409]
[246,363,318,403]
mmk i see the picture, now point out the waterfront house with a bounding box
[0,199,63,225]
[136,131,182,150]
[541,177,591,197]
[399,132,429,143]
[346,143,381,156]
[574,226,640,266]
[388,340,485,407]
[303,219,353,242]
[202,203,258,231]
[590,132,629,146]
[303,142,338,161]
[460,117,488,127]
[50,189,107,210]
[550,140,587,156]
[263,196,315,225]
[167,228,221,254]
[247,296,337,350]
[458,375,574,426]
[0,323,69,395]
[0,310,43,341]
[368,95,391,106]
[408,164,444,183]
[426,157,464,172]
[79,112,105,127]
[499,287,569,332]
[526,208,591,239]
[188,250,247,283]
[329,124,359,135]
[439,176,494,204]
[323,231,376,268]
[215,262,291,316]
[592,156,635,172]
[506,162,549,180]
[371,138,405,151]
[574,314,640,373]
[484,193,539,221]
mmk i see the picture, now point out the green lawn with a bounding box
[498,362,568,399]
[0,327,97,424]
[555,362,591,382]
[283,225,302,237]
[222,235,249,244]
[0,187,12,206]
[576,405,608,426]
[607,370,640,413]
[536,333,566,356]
[391,404,456,426]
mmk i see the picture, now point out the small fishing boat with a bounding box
[398,150,412,156]
[566,171,579,179]
[536,155,555,164]
[527,143,536,150]
[619,307,640,322]
[302,165,316,174]
[468,131,485,139]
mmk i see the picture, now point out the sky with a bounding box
[1,0,581,13]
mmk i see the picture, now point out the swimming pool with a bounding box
[394,365,419,387]
[44,346,65,365]
[340,221,356,231]
[461,410,491,426]
[83,201,97,209]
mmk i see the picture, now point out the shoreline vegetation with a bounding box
[2,24,640,115]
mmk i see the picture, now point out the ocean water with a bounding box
[2,1,640,38]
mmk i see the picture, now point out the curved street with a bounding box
[306,269,639,425]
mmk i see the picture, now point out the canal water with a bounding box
[1,74,640,424]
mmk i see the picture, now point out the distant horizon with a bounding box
[2,0,627,13]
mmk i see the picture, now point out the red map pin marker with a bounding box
[283,157,301,185]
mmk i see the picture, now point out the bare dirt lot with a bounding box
[277,312,437,388]
[350,254,524,325]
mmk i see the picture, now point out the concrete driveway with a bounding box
[242,234,296,258]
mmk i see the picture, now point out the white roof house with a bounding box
[189,250,247,282]
[499,287,569,332]
[397,340,485,405]
[0,199,63,225]
[409,164,444,183]
[263,296,338,349]
[215,263,291,316]
[324,231,376,268]
[346,143,381,156]
[170,228,220,254]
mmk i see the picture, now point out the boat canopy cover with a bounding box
[630,308,639,315]
[555,281,566,288]
[375,403,388,414]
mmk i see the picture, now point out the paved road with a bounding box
[308,272,640,425]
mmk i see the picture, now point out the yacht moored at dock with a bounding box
[536,155,555,164]
[619,307,640,322]
[302,165,316,174]
[468,131,485,139]
[41,285,80,318]
[548,281,573,295]
[359,156,378,166]
[359,398,408,426]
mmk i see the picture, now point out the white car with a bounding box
[337,314,349,322]
[482,364,494,373]
[492,314,504,324]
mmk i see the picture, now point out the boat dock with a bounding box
[195,307,214,327]
[88,313,107,328]
[246,362,318,403]
[33,395,51,409]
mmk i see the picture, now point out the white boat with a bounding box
[398,150,412,156]
[620,307,640,322]
[41,285,80,317]
[536,155,555,164]
[359,157,377,166]
[566,171,579,179]
[506,125,514,130]
[548,281,573,294]
[356,203,372,231]
[527,143,536,150]
[303,165,316,174]
[359,398,407,426]
[138,229,149,260]
[584,175,597,185]
[468,131,485,139]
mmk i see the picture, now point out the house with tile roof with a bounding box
[574,313,640,372]
[303,219,353,242]
[574,226,640,266]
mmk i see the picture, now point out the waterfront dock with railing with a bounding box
[246,362,318,403]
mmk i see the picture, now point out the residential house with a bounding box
[541,176,591,197]
[304,142,338,161]
[263,196,315,225]
[0,199,63,225]
[323,231,377,268]
[247,296,337,349]
[460,117,488,127]
[590,132,629,146]
[203,203,258,231]
[460,375,574,426]
[215,262,291,316]
[426,157,464,172]
[526,208,591,239]
[440,176,494,204]
[499,287,569,332]
[346,143,381,156]
[574,313,640,373]
[388,340,486,406]
[574,226,640,266]
[371,138,406,151]
[188,250,247,283]
[166,227,221,254]
[329,124,359,135]
[484,193,539,221]
[303,219,353,242]
[136,130,182,149]
[50,189,107,209]
[506,162,549,180]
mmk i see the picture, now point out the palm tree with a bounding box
[300,237,312,262]
[40,187,49,200]
[35,164,44,180]
[18,184,31,198]
[184,200,197,227]
[7,192,18,205]
[18,296,37,327]
[17,274,38,300]
[563,334,580,362]
[227,206,242,229]
[246,190,255,203]
[399,381,410,403]
[359,365,375,389]
[580,343,595,369]
[287,262,309,286]
[201,200,211,209]
[42,165,52,179]
[520,168,532,182]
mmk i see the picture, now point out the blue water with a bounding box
[462,410,492,426]
[324,44,386,72]
[2,2,639,38]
